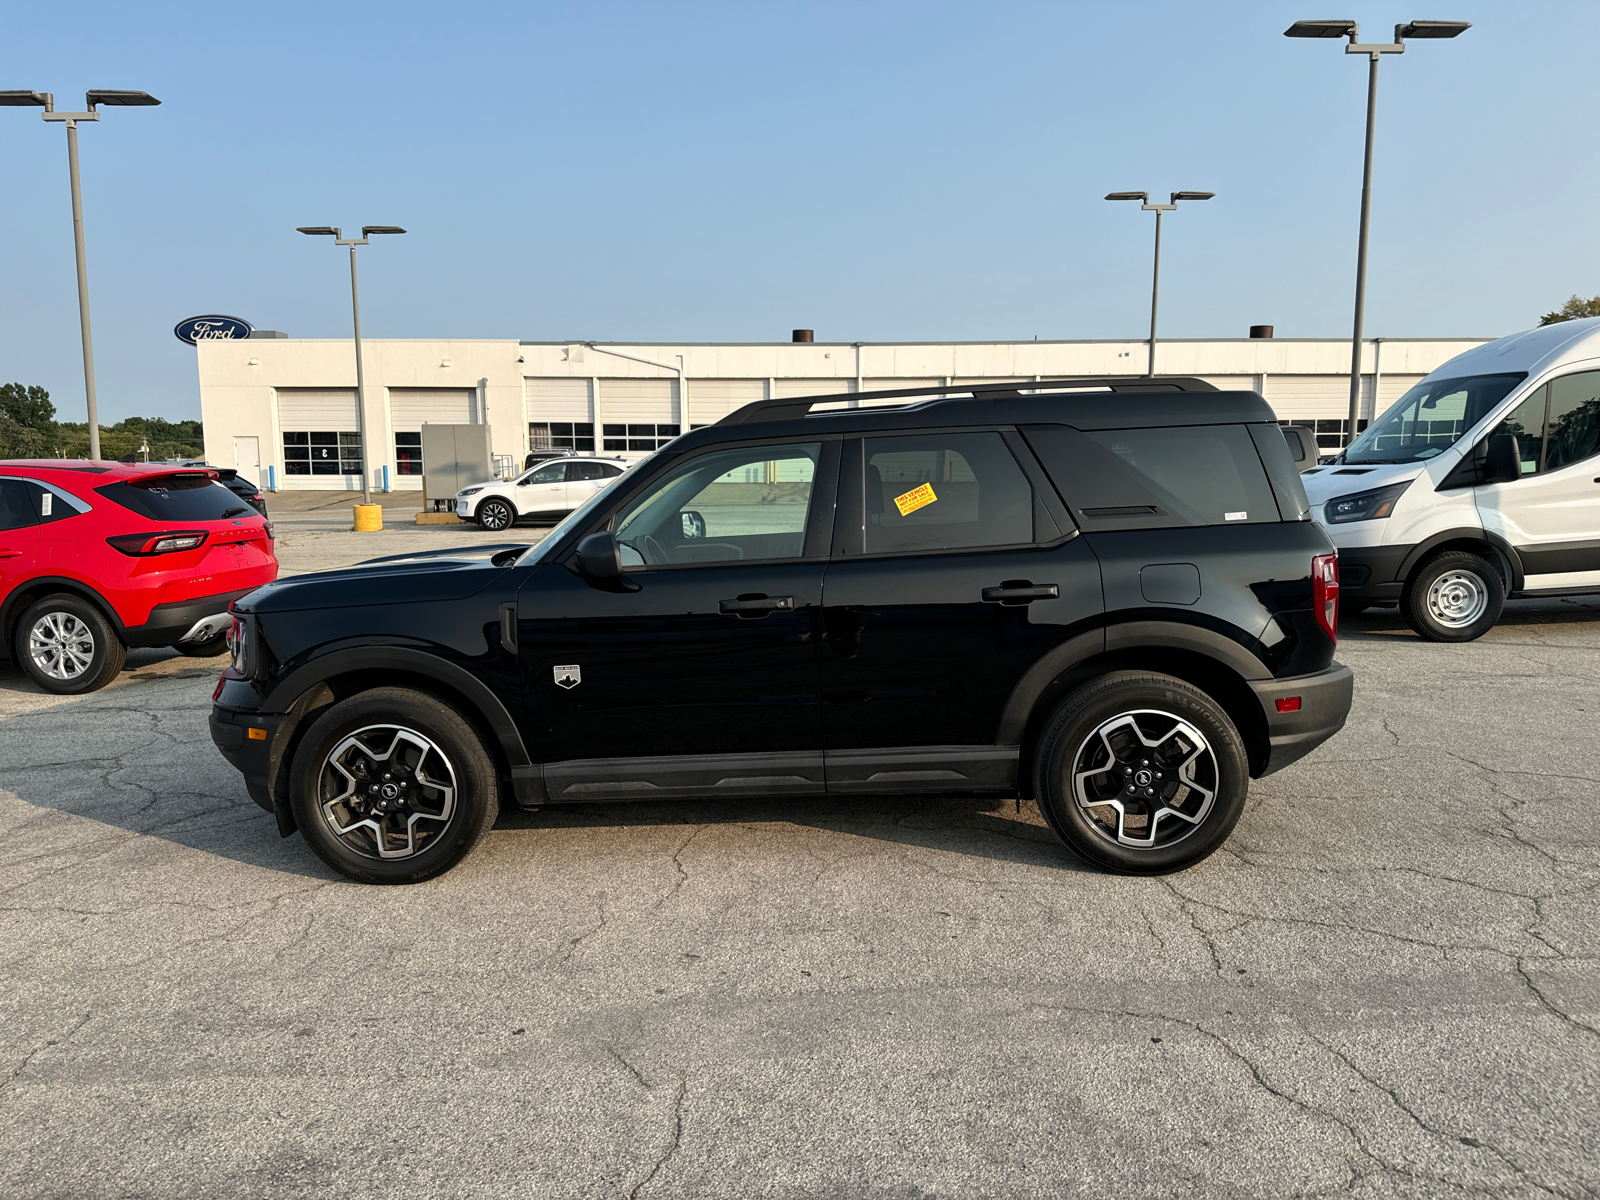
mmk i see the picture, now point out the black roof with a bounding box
[682,376,1277,451]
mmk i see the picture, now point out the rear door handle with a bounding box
[719,594,795,614]
[0,549,22,559]
[982,584,1059,604]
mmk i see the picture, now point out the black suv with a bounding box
[210,378,1353,884]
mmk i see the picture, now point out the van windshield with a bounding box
[1342,373,1526,464]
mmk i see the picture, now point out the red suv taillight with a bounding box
[1312,552,1339,643]
[106,530,210,556]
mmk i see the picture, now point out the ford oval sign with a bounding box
[174,314,253,345]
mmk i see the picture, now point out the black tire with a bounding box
[289,687,500,884]
[477,498,515,532]
[173,632,229,658]
[1033,671,1250,875]
[13,594,126,695]
[1401,550,1503,643]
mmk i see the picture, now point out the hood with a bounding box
[1301,461,1427,507]
[237,542,534,613]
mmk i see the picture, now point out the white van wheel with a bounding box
[1401,551,1503,643]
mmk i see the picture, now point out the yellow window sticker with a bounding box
[893,482,937,516]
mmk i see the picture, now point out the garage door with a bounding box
[599,378,678,455]
[773,378,855,398]
[387,389,480,488]
[276,389,361,489]
[687,379,765,425]
[526,378,596,455]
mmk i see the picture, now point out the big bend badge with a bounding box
[553,664,582,689]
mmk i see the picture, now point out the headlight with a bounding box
[457,486,485,497]
[223,614,256,679]
[1323,481,1412,524]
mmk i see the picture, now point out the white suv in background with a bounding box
[455,456,630,531]
[1304,318,1600,641]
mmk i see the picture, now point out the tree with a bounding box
[1538,295,1600,326]
[0,383,55,430]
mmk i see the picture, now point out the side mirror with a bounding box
[1483,434,1522,485]
[680,510,706,538]
[574,531,640,592]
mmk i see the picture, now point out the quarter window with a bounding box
[863,432,1033,554]
[284,431,362,476]
[613,442,821,566]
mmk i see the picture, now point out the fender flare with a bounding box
[0,575,125,651]
[1395,527,1524,592]
[994,620,1272,746]
[263,646,534,771]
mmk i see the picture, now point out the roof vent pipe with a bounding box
[792,329,814,343]
[1249,325,1274,339]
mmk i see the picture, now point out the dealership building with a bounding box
[195,332,1493,494]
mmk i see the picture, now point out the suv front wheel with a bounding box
[476,498,515,532]
[1401,550,1503,642]
[289,687,500,884]
[1033,671,1249,874]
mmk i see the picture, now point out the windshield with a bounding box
[1342,373,1527,464]
[524,454,654,564]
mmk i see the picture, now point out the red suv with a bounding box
[0,461,278,694]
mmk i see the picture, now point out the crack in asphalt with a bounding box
[1,1011,91,1098]
[627,1074,687,1200]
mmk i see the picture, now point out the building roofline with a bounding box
[519,336,1499,348]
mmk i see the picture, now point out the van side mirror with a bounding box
[574,531,640,592]
[1483,434,1522,485]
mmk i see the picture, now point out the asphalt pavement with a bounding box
[2,526,1597,1198]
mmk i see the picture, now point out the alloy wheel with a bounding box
[480,501,512,531]
[318,724,458,860]
[1070,709,1217,849]
[1426,570,1488,628]
[27,612,96,681]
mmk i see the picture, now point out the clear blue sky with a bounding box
[2,0,1594,423]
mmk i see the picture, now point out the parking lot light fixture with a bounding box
[1106,190,1214,377]
[297,225,409,504]
[1284,17,1470,449]
[3,86,161,460]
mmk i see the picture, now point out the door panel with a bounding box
[819,539,1103,750]
[516,561,825,763]
[515,461,571,516]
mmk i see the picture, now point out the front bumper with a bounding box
[1249,662,1355,777]
[1334,545,1410,604]
[126,588,256,648]
[209,705,290,823]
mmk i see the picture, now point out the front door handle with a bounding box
[982,583,1059,604]
[719,594,795,615]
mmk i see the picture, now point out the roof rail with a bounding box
[717,375,1219,426]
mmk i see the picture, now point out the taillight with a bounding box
[106,530,211,556]
[1312,552,1339,642]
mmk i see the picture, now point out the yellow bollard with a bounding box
[352,503,384,532]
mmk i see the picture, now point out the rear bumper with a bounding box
[1249,662,1354,777]
[125,588,254,648]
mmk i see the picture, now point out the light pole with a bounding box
[1105,190,1214,376]
[1,89,161,461]
[1284,18,1470,449]
[297,225,407,505]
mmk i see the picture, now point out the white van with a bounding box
[1303,318,1600,641]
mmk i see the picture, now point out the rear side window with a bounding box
[863,432,1034,554]
[1023,424,1282,531]
[0,479,36,531]
[96,476,250,522]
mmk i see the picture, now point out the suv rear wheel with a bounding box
[1401,550,1503,642]
[14,594,127,695]
[1033,671,1249,874]
[289,687,500,884]
[477,498,515,532]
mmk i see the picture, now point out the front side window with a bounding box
[1543,371,1600,472]
[1489,390,1547,475]
[520,462,567,486]
[1344,373,1526,465]
[614,441,821,566]
[863,432,1033,554]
